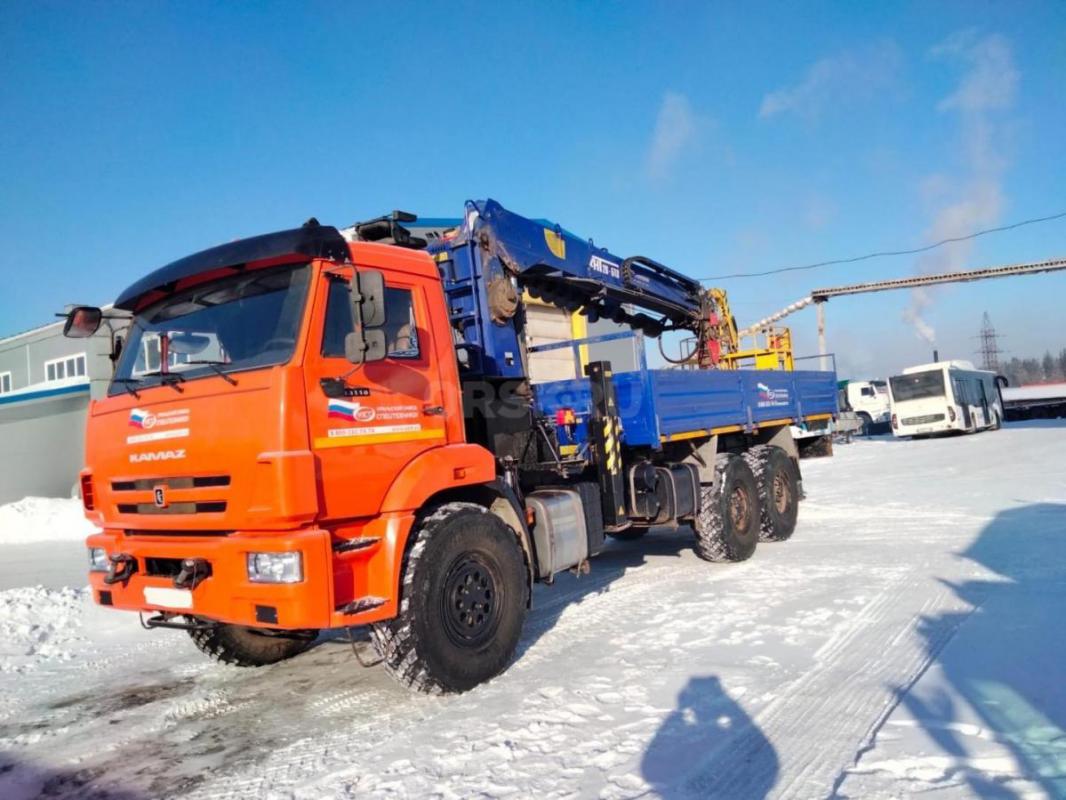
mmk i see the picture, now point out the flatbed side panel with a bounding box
[788,369,839,420]
[534,368,837,450]
[647,370,746,444]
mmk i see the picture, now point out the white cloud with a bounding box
[646,92,698,182]
[933,30,1018,114]
[902,31,1018,344]
[759,40,903,119]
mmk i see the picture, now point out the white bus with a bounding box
[888,360,1003,438]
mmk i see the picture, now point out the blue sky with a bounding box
[2,1,1064,378]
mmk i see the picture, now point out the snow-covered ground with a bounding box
[1,422,1064,799]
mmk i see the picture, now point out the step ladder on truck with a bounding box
[63,200,838,693]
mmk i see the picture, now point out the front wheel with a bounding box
[692,454,760,562]
[371,503,528,693]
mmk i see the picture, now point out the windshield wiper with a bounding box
[112,378,141,398]
[140,371,186,393]
[183,360,238,386]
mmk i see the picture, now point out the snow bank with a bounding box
[0,497,98,545]
[0,585,91,673]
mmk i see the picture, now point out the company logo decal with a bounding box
[319,401,438,448]
[127,408,190,443]
[129,408,156,429]
[327,400,376,423]
[129,449,186,463]
[756,382,790,408]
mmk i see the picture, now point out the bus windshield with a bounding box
[889,370,945,402]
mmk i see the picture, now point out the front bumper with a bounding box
[87,527,334,630]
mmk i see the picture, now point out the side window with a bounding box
[861,386,874,397]
[383,288,420,359]
[0,372,11,394]
[321,279,352,358]
[321,280,420,360]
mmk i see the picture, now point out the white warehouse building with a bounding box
[0,312,125,503]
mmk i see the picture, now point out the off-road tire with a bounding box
[692,454,760,562]
[743,445,800,542]
[371,503,528,693]
[608,527,648,541]
[187,622,315,667]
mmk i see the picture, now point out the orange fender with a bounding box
[379,443,496,514]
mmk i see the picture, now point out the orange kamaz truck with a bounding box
[65,200,837,692]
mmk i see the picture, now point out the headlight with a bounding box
[88,547,109,572]
[246,552,303,584]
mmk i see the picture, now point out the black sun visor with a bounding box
[114,224,349,311]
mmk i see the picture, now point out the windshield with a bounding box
[110,263,311,395]
[889,370,945,402]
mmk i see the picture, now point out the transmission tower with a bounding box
[976,311,1003,371]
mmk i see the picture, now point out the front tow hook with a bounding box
[104,553,138,586]
[173,558,212,590]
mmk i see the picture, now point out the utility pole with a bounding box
[815,300,827,371]
[976,311,1002,371]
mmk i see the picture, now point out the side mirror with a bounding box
[63,306,103,338]
[353,270,386,328]
[344,329,386,364]
[345,269,387,365]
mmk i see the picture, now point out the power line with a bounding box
[701,209,1066,282]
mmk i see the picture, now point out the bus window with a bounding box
[890,370,945,401]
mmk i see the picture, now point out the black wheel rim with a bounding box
[441,553,501,648]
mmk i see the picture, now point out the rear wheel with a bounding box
[371,503,528,693]
[743,445,800,542]
[187,622,316,667]
[692,454,760,562]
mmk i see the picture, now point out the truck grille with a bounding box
[125,529,232,537]
[112,475,230,491]
[117,501,227,515]
[901,413,945,425]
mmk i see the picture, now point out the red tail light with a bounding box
[80,474,95,511]
[891,414,898,429]
[948,406,956,422]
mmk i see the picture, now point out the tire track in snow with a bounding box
[703,564,981,799]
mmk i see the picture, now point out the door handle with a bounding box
[423,405,445,416]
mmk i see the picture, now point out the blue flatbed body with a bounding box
[534,366,838,450]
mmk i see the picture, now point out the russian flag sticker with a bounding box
[327,401,357,421]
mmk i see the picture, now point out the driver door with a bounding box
[303,265,448,520]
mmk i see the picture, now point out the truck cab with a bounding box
[839,379,890,434]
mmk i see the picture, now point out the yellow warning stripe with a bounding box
[758,418,795,428]
[659,412,834,443]
[314,429,445,449]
